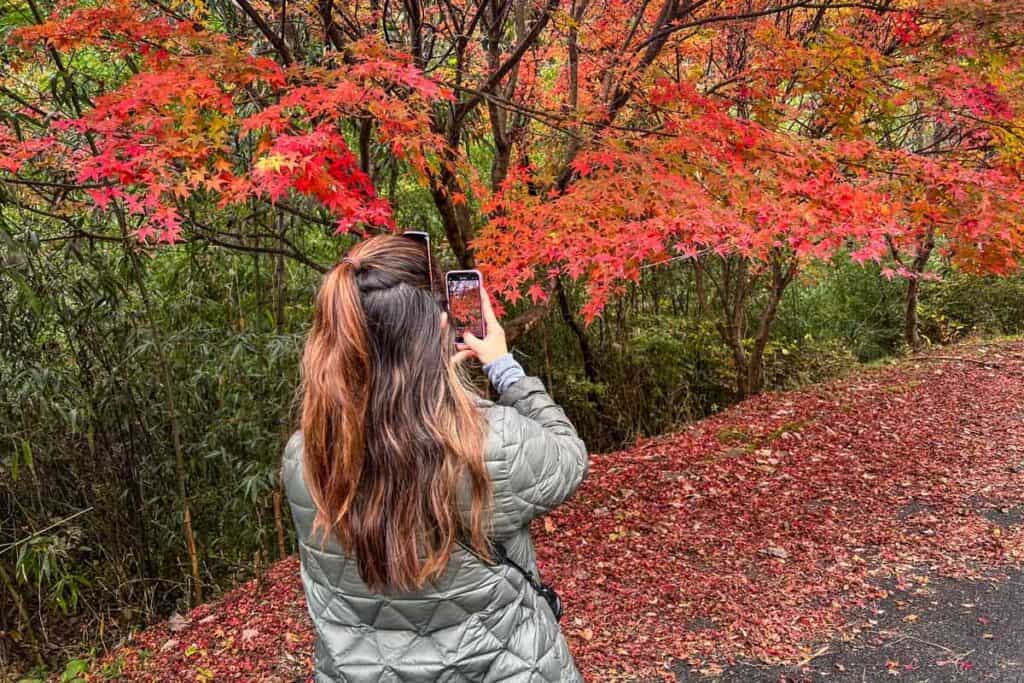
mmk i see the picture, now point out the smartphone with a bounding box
[445,270,486,344]
[402,230,433,293]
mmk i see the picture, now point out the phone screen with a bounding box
[446,271,485,343]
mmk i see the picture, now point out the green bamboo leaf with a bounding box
[21,439,33,471]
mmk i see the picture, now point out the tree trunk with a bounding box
[904,276,922,350]
[429,165,476,268]
[730,338,751,399]
[712,254,795,398]
[713,256,754,398]
[358,119,373,176]
[903,227,935,350]
[746,255,796,395]
[694,257,706,316]
[273,476,288,559]
[542,320,554,394]
[555,278,599,387]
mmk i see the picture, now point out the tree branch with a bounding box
[188,230,328,273]
[234,0,294,65]
[453,0,561,123]
[638,1,903,50]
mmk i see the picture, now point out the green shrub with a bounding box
[773,257,905,362]
[919,270,1024,343]
[761,335,859,391]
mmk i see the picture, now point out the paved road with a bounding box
[673,565,1024,682]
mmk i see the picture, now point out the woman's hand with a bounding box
[455,288,507,365]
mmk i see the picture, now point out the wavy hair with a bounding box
[299,235,492,591]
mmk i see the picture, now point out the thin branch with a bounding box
[2,177,105,190]
[233,0,294,65]
[0,507,95,556]
[639,2,903,50]
[187,230,328,273]
[453,0,561,123]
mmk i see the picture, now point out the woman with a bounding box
[282,235,589,681]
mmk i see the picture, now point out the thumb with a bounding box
[463,331,482,348]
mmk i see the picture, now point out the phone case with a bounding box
[445,270,486,341]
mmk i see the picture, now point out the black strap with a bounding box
[457,537,564,621]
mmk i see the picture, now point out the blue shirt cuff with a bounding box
[482,353,526,394]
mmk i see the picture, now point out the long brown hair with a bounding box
[300,235,492,591]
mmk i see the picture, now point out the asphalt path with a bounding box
[672,535,1024,682]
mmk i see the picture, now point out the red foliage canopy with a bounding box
[4,0,447,242]
[3,0,1023,308]
[475,1,1024,317]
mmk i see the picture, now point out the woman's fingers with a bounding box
[455,338,478,353]
[452,349,476,365]
[480,288,499,329]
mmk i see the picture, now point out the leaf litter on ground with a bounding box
[80,341,1024,681]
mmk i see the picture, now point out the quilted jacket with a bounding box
[283,375,590,682]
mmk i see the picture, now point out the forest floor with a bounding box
[75,338,1024,682]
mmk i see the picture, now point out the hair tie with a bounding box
[342,256,359,269]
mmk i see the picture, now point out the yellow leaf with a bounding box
[255,154,291,173]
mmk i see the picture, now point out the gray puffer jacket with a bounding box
[283,376,589,682]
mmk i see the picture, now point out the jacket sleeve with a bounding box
[488,376,589,533]
[281,431,315,544]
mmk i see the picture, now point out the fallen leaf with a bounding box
[168,613,189,632]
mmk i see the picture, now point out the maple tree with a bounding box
[476,0,1024,387]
